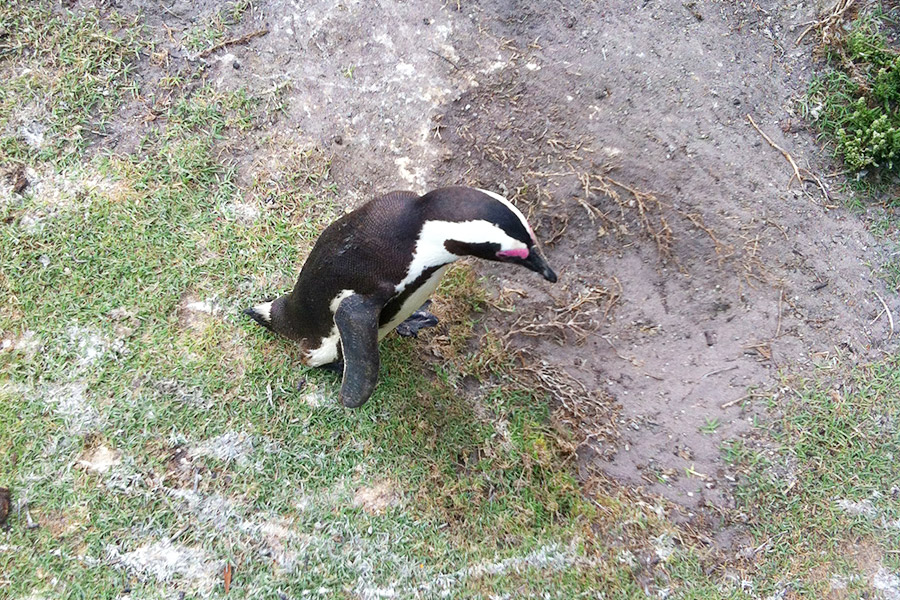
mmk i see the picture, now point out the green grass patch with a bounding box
[182,0,253,53]
[0,2,143,165]
[802,7,900,175]
[728,358,900,598]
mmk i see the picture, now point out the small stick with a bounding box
[795,23,816,45]
[428,48,459,70]
[224,563,233,593]
[873,290,895,338]
[721,395,749,409]
[747,114,804,187]
[197,28,269,58]
[775,287,784,338]
[801,167,830,201]
[700,365,739,380]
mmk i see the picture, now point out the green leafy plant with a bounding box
[803,9,900,173]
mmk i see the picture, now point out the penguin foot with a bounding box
[318,360,344,375]
[395,303,440,338]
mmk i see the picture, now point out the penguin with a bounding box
[245,186,557,408]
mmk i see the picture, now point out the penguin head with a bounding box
[429,187,558,283]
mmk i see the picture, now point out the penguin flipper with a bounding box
[333,294,382,408]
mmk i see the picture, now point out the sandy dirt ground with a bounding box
[113,0,898,517]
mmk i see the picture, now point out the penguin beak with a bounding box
[524,249,558,283]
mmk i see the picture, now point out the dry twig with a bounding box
[795,0,856,46]
[197,28,269,58]
[873,290,895,338]
[747,114,830,202]
[747,114,803,185]
[506,286,617,344]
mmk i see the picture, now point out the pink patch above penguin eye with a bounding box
[497,247,529,260]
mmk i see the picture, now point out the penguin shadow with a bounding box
[363,335,509,456]
[239,297,522,468]
[288,334,495,461]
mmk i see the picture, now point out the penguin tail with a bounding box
[243,300,274,331]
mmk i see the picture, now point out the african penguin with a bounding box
[245,186,557,408]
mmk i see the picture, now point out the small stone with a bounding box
[333,135,343,145]
[0,487,10,528]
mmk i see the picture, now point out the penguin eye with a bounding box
[496,248,529,260]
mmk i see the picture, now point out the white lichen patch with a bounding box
[1,330,41,358]
[361,542,599,599]
[105,455,144,494]
[299,386,332,408]
[220,200,260,224]
[184,299,221,315]
[77,444,122,474]
[652,533,676,563]
[394,156,427,190]
[395,62,416,77]
[153,379,211,409]
[107,539,222,592]
[836,497,878,518]
[18,120,47,149]
[239,517,302,573]
[874,567,900,600]
[9,167,131,215]
[829,574,850,590]
[192,431,254,466]
[167,489,237,530]
[374,32,395,51]
[295,479,350,513]
[65,325,116,368]
[47,381,102,435]
[177,293,225,332]
[353,480,400,515]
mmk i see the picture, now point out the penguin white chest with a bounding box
[378,265,449,340]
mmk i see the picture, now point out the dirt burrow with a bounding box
[108,0,898,515]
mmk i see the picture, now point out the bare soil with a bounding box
[107,0,897,516]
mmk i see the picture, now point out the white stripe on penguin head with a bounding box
[395,219,527,293]
[475,188,536,243]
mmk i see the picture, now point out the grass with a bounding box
[182,0,253,53]
[0,3,143,165]
[1,2,899,599]
[800,6,900,290]
[726,358,900,598]
[801,5,900,176]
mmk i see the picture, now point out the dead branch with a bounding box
[795,0,856,46]
[197,28,269,58]
[506,286,618,344]
[873,290,895,338]
[747,114,803,185]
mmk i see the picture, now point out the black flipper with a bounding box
[333,294,382,408]
[395,301,440,338]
